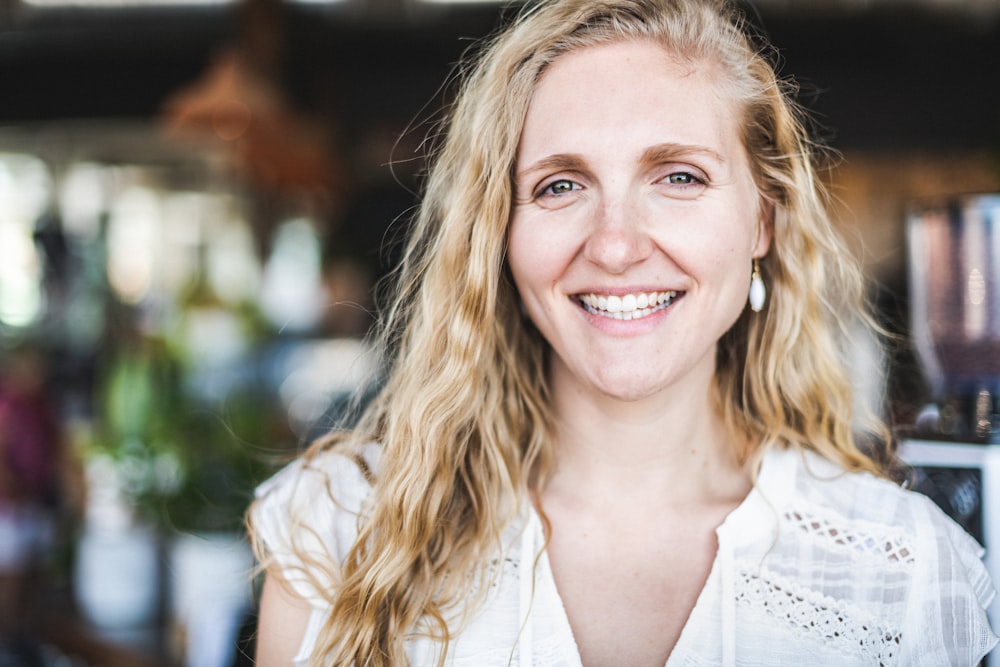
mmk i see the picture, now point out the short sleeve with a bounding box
[250,445,376,605]
[902,493,998,666]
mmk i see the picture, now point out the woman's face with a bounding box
[507,40,770,404]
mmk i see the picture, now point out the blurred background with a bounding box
[0,0,997,665]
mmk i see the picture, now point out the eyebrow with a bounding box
[640,142,726,166]
[515,153,588,181]
[515,142,727,181]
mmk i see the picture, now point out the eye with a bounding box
[542,178,580,196]
[655,166,708,199]
[664,171,704,186]
[528,176,584,210]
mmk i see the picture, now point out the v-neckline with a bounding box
[525,509,723,667]
[521,449,787,667]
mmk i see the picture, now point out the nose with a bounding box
[583,197,654,274]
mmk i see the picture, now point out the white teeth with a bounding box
[578,291,678,320]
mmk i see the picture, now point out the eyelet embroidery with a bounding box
[736,568,903,666]
[784,510,915,566]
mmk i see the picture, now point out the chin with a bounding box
[589,373,670,404]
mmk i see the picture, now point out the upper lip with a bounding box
[571,287,683,296]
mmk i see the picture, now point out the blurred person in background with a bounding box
[0,343,70,667]
[249,0,998,665]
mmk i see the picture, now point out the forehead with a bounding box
[520,40,745,163]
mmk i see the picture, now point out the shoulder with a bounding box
[757,446,998,664]
[768,447,988,578]
[250,443,380,603]
[256,442,379,516]
[778,448,957,531]
[776,449,983,565]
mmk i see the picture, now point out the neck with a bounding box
[542,362,750,511]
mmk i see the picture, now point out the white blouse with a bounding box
[253,445,998,666]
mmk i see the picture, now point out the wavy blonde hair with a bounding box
[251,0,892,664]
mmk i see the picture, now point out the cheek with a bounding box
[506,225,534,294]
[712,241,753,286]
[649,224,747,278]
[507,220,566,295]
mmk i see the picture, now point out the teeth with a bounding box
[578,291,678,320]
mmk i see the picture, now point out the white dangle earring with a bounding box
[748,258,766,313]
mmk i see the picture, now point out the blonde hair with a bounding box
[250,0,892,664]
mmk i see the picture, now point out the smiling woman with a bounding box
[509,43,766,409]
[248,1,998,666]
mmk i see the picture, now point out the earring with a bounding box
[749,258,766,312]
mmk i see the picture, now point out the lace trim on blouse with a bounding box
[784,509,915,567]
[736,567,903,666]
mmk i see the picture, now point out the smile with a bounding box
[577,291,679,320]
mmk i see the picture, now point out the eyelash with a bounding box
[662,171,706,187]
[532,167,707,200]
[539,178,580,197]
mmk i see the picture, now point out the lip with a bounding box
[572,286,679,297]
[572,289,685,327]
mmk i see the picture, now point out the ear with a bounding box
[753,201,774,258]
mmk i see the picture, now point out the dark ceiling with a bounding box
[0,0,998,153]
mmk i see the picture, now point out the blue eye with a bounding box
[543,179,578,195]
[666,172,700,185]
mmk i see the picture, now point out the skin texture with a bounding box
[508,41,770,666]
[255,574,312,666]
[508,41,769,410]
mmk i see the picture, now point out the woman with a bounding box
[250,0,997,665]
